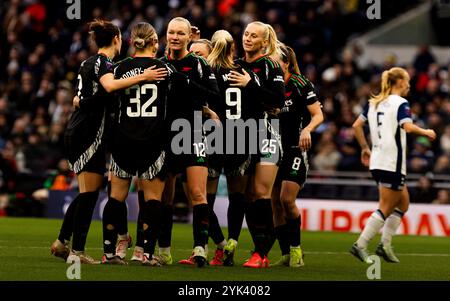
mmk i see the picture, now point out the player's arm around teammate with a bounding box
[230,22,285,267]
[160,17,220,267]
[51,19,166,265]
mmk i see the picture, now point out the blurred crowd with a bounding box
[0,0,448,214]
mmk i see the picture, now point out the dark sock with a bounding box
[275,224,290,255]
[252,199,273,257]
[116,201,128,236]
[286,215,301,247]
[135,191,145,248]
[245,201,257,247]
[102,197,123,255]
[193,204,209,247]
[72,191,99,251]
[142,200,162,256]
[158,204,173,248]
[58,194,81,243]
[207,193,225,245]
[227,192,246,241]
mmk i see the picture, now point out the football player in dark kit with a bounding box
[159,17,220,267]
[271,44,323,268]
[50,19,165,264]
[232,21,285,268]
[101,22,173,265]
[180,29,264,266]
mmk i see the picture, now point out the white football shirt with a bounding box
[360,95,412,175]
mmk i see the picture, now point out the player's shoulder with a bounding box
[257,54,281,69]
[290,73,313,89]
[388,94,409,106]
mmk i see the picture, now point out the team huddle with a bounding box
[49,16,436,269]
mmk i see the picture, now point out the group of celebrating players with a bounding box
[49,15,436,269]
[50,16,322,268]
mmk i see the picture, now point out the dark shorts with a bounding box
[276,147,309,186]
[255,116,283,166]
[110,133,166,180]
[208,153,252,178]
[370,169,406,191]
[65,136,107,175]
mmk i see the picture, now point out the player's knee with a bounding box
[189,186,206,204]
[253,183,270,199]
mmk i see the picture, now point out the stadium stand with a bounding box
[0,0,449,217]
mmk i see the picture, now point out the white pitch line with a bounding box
[1,246,449,257]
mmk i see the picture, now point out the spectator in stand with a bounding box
[408,137,435,173]
[411,174,437,204]
[432,189,450,205]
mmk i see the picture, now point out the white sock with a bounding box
[381,209,404,246]
[217,240,227,249]
[159,247,171,255]
[356,210,385,249]
[134,246,144,252]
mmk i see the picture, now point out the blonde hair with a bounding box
[168,17,192,34]
[207,30,235,69]
[131,22,157,50]
[370,67,409,107]
[191,39,212,53]
[247,21,281,57]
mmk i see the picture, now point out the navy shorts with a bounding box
[370,169,406,191]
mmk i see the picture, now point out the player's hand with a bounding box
[143,65,168,81]
[73,95,80,108]
[361,147,371,167]
[203,106,221,127]
[424,129,437,141]
[267,108,281,116]
[299,129,312,151]
[191,26,201,41]
[229,69,251,87]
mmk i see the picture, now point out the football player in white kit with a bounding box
[350,67,436,264]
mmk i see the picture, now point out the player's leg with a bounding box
[157,173,176,264]
[223,174,248,266]
[140,177,166,266]
[351,177,402,264]
[280,180,304,267]
[131,182,145,262]
[101,173,130,265]
[186,165,209,267]
[270,182,290,266]
[243,163,277,268]
[52,170,103,262]
[207,176,227,266]
[65,170,104,264]
[377,185,409,263]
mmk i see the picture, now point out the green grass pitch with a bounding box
[0,217,449,281]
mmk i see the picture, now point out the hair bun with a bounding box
[134,38,146,49]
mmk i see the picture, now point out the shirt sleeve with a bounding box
[257,60,285,110]
[359,103,369,121]
[397,102,412,126]
[95,56,114,80]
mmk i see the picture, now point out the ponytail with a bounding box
[265,24,281,58]
[370,67,409,107]
[280,43,300,74]
[207,30,235,69]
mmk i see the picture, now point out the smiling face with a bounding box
[242,23,267,55]
[166,20,191,52]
